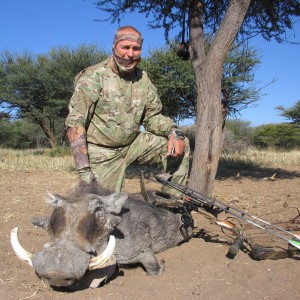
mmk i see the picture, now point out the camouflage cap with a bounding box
[112,26,143,51]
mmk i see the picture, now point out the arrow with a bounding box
[289,239,300,250]
[155,174,300,251]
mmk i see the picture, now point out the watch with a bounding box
[168,128,185,140]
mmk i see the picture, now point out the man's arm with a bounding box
[65,67,101,183]
[142,76,175,136]
[67,126,96,183]
[142,76,186,157]
[67,126,89,169]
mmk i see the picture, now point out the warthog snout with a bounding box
[32,241,90,287]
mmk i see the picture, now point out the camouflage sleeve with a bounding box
[142,77,175,136]
[65,69,101,128]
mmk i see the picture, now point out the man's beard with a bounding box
[113,52,141,73]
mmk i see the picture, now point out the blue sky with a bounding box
[1,0,299,126]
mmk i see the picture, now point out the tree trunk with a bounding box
[188,0,251,196]
[35,117,58,148]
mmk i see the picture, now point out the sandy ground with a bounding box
[0,167,299,300]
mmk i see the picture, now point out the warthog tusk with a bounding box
[89,235,116,270]
[11,227,116,270]
[10,227,33,267]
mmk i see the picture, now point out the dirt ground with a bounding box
[1,167,300,300]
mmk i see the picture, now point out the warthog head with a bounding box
[11,183,127,287]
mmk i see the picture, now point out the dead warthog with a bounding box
[11,182,193,288]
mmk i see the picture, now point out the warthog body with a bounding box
[12,182,192,287]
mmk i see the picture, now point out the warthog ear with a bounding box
[32,216,49,229]
[94,207,121,227]
[46,192,66,208]
[101,192,128,214]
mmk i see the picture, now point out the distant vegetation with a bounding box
[0,42,263,148]
[183,119,300,153]
[1,117,300,152]
[1,118,299,174]
[1,45,299,177]
[0,146,299,173]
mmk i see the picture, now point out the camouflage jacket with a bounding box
[65,58,175,147]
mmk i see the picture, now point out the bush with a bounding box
[253,123,300,149]
[181,120,255,154]
[223,119,255,153]
[0,119,49,149]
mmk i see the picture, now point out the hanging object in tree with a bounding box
[177,6,190,60]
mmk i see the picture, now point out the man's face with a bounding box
[114,31,142,71]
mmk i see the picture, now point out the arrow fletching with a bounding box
[289,239,300,250]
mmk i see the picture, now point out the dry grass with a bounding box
[0,148,299,172]
[221,148,300,169]
[0,148,75,171]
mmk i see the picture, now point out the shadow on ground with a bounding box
[126,159,300,181]
[217,157,300,180]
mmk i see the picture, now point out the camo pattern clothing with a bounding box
[87,131,190,192]
[65,57,190,192]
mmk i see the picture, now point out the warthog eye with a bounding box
[78,207,108,244]
[88,250,97,256]
[49,206,66,237]
[94,207,106,226]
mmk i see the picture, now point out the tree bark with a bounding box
[35,117,58,148]
[188,0,251,196]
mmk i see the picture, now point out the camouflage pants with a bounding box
[88,131,190,194]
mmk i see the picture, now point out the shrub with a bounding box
[223,119,255,153]
[253,123,300,149]
[0,119,49,149]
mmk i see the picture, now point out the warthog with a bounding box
[11,182,193,288]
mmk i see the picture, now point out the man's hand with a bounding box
[78,167,97,184]
[167,131,186,158]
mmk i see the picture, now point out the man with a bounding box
[65,26,190,195]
